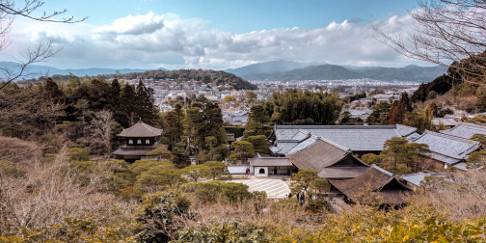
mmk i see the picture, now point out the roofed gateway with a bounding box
[113,120,163,162]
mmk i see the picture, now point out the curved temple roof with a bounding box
[117,120,163,138]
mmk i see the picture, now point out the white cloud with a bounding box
[95,12,164,35]
[1,11,426,70]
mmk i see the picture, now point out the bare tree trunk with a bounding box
[90,110,114,157]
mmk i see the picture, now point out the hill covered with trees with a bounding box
[117,69,257,90]
[241,64,447,82]
[410,50,486,113]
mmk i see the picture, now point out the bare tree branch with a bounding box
[0,0,86,90]
[374,0,486,84]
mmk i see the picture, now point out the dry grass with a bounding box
[187,198,314,231]
[410,170,486,221]
[0,141,138,232]
[0,136,43,164]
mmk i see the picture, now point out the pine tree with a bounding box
[119,83,137,127]
[135,79,159,124]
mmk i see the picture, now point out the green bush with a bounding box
[0,160,25,178]
[175,222,272,242]
[182,181,253,203]
[70,160,96,186]
[136,191,192,242]
[66,148,89,161]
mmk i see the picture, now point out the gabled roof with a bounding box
[317,166,370,179]
[287,137,369,179]
[432,117,458,127]
[401,172,447,187]
[396,124,419,137]
[271,124,417,152]
[290,135,351,155]
[287,137,350,171]
[440,122,486,139]
[329,165,413,205]
[117,121,163,138]
[113,148,154,156]
[249,154,293,167]
[412,130,480,162]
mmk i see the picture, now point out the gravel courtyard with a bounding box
[229,178,291,199]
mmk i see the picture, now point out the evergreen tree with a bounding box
[163,104,185,149]
[135,79,159,124]
[264,89,342,125]
[246,135,271,156]
[366,102,392,125]
[244,104,270,137]
[43,78,65,102]
[119,83,137,127]
[386,92,413,124]
[228,141,255,163]
[87,79,110,110]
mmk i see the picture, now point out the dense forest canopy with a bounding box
[263,89,342,125]
[117,69,257,90]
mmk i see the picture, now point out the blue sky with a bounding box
[3,0,425,69]
[38,0,418,33]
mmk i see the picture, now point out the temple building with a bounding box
[286,136,370,179]
[269,124,418,157]
[113,120,163,162]
[329,165,414,207]
[411,130,481,171]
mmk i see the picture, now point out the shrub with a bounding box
[175,222,272,242]
[0,160,25,178]
[135,191,192,242]
[66,148,89,161]
[202,161,229,180]
[182,181,253,203]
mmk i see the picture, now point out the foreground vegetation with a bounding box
[1,136,486,242]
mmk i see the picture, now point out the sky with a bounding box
[1,0,428,70]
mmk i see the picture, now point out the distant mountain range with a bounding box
[0,62,155,77]
[226,61,448,82]
[225,60,324,76]
[1,60,448,83]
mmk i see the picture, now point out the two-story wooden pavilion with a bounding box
[113,120,163,162]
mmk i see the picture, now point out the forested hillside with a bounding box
[117,69,257,90]
[242,64,446,81]
[411,51,486,113]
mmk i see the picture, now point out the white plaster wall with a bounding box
[254,167,268,177]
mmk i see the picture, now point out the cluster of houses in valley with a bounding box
[111,119,486,208]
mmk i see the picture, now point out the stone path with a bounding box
[229,178,291,199]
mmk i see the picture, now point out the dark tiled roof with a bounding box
[287,138,349,171]
[117,121,163,138]
[249,154,293,167]
[440,122,486,139]
[318,166,370,179]
[113,148,153,156]
[329,165,413,205]
[287,137,369,179]
[272,124,416,152]
[412,130,480,161]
